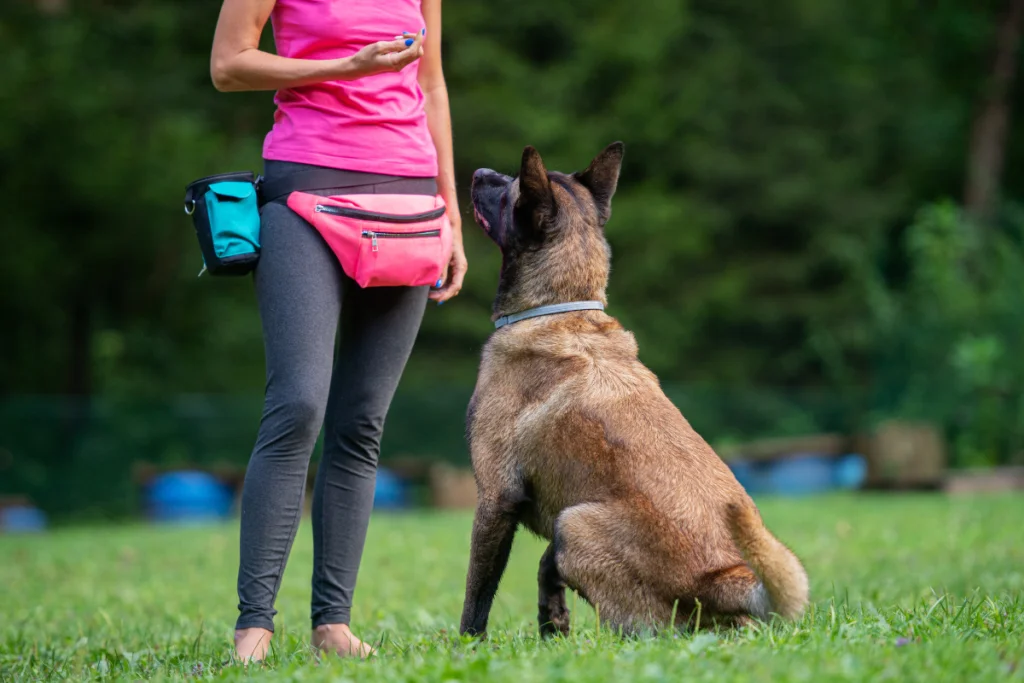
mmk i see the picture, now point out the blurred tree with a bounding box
[964,0,1024,220]
[5,0,1019,396]
[0,0,274,399]
[2,0,1024,517]
[0,1,272,511]
[434,1,1000,388]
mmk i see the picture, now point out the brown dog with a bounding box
[459,142,809,638]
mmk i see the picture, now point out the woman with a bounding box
[209,0,466,661]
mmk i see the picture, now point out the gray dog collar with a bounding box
[494,301,606,329]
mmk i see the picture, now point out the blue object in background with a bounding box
[728,459,768,494]
[833,453,867,490]
[147,470,234,523]
[1,505,48,533]
[766,454,836,495]
[730,452,868,496]
[373,467,408,510]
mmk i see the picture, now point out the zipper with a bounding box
[314,204,447,223]
[362,229,441,252]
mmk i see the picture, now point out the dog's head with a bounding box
[471,142,624,318]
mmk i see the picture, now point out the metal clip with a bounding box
[370,232,378,252]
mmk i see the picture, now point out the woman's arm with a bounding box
[210,0,424,92]
[419,0,467,303]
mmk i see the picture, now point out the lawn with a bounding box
[2,494,1022,682]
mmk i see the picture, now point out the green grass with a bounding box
[2,494,1023,682]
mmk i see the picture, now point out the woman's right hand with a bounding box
[345,30,425,79]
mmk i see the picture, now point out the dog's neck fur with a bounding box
[492,226,611,319]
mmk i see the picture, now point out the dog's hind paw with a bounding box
[538,609,571,638]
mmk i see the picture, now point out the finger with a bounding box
[388,32,421,51]
[396,30,424,57]
[391,32,417,48]
[443,259,467,294]
[449,262,467,291]
[431,264,466,303]
[392,42,425,67]
[427,267,450,301]
[434,284,462,303]
[394,54,423,70]
[430,283,458,303]
[428,280,454,302]
[375,38,408,54]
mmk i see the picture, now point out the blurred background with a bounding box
[3,0,1024,529]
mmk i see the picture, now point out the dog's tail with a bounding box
[725,500,809,621]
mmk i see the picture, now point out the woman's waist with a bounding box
[262,160,420,185]
[260,160,437,200]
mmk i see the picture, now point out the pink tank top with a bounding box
[262,0,438,178]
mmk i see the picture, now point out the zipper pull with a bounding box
[315,204,324,213]
[370,232,378,252]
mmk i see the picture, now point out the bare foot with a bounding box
[312,623,376,659]
[234,627,273,663]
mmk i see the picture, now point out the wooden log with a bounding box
[856,420,947,489]
[0,495,33,511]
[428,463,477,509]
[944,466,1024,494]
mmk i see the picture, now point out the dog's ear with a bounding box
[575,141,624,222]
[518,145,554,217]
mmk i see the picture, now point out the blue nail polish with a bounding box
[438,300,444,306]
[405,38,414,46]
[435,279,443,288]
[422,28,427,35]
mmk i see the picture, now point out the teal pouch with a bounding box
[206,181,260,258]
[184,171,262,276]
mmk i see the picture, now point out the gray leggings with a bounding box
[236,160,435,632]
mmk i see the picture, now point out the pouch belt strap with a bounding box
[257,169,410,208]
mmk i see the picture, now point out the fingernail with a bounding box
[422,28,427,35]
[435,279,443,288]
[405,38,414,46]
[438,300,444,306]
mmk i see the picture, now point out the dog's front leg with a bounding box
[459,492,521,637]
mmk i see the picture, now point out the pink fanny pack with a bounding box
[287,192,453,288]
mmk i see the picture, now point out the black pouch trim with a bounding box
[313,204,448,223]
[184,171,261,277]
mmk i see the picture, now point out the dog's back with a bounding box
[473,309,808,630]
